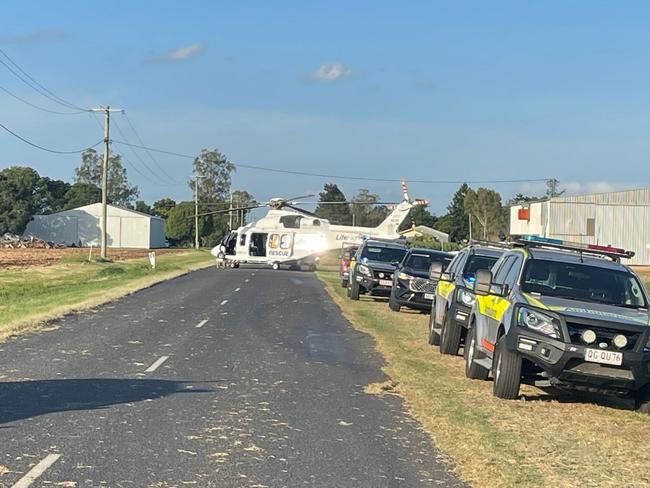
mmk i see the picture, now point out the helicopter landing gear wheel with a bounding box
[272,262,280,271]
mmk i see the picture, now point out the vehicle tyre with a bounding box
[233,262,240,269]
[427,312,440,346]
[492,335,522,399]
[350,280,360,300]
[388,290,401,312]
[439,310,462,355]
[341,279,348,289]
[634,385,650,414]
[464,324,489,380]
[272,262,280,271]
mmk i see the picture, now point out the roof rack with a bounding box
[468,239,513,250]
[515,235,635,262]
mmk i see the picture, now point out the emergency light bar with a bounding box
[517,235,635,260]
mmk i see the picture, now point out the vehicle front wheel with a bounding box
[439,311,462,355]
[634,385,650,414]
[272,262,280,271]
[427,312,440,346]
[349,280,360,300]
[388,290,401,312]
[492,335,522,399]
[464,324,489,380]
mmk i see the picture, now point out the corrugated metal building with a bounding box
[510,188,650,265]
[24,203,167,249]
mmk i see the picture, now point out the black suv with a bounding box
[348,239,407,300]
[389,248,453,312]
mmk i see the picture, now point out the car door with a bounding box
[482,255,516,349]
[435,250,466,325]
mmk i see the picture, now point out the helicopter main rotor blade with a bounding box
[284,204,319,218]
[281,193,316,203]
[194,204,263,218]
[290,201,402,205]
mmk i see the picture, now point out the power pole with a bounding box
[194,178,200,249]
[91,105,123,259]
[229,193,233,230]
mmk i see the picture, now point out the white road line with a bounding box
[220,299,228,306]
[145,355,169,373]
[196,319,209,329]
[12,454,61,488]
[234,287,241,292]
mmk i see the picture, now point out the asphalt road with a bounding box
[0,267,464,487]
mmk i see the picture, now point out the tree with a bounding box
[231,189,255,228]
[152,198,176,219]
[188,148,235,203]
[508,193,538,205]
[545,179,565,198]
[74,149,139,206]
[441,183,470,242]
[165,202,196,246]
[61,183,101,210]
[315,183,352,225]
[0,166,44,234]
[464,187,507,240]
[134,200,152,215]
[38,177,71,214]
[399,205,437,231]
[350,189,378,226]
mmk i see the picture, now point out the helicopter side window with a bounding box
[239,233,247,246]
[280,215,302,229]
[313,219,321,226]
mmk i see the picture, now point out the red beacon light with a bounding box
[587,243,627,254]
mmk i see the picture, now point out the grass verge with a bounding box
[318,268,650,488]
[0,250,214,340]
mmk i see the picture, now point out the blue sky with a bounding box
[2,1,650,215]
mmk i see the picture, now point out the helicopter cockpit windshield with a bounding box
[221,231,237,255]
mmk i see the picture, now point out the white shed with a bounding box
[509,188,650,265]
[24,203,167,249]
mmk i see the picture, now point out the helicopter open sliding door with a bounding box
[249,233,268,257]
[267,232,294,260]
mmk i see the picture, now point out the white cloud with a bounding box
[311,62,352,82]
[148,43,205,63]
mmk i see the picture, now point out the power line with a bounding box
[0,85,86,115]
[0,121,102,154]
[111,140,549,185]
[112,119,180,186]
[0,47,90,112]
[122,112,180,183]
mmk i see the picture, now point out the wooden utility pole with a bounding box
[195,178,200,249]
[91,106,123,259]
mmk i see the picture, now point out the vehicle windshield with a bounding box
[361,246,406,263]
[463,255,499,278]
[404,253,452,271]
[520,259,647,308]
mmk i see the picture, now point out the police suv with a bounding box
[428,243,505,351]
[348,239,407,300]
[466,236,650,412]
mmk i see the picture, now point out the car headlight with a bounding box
[398,272,413,280]
[517,307,561,339]
[357,264,371,276]
[456,289,475,306]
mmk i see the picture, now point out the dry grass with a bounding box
[318,269,650,488]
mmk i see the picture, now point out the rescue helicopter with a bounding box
[209,181,428,270]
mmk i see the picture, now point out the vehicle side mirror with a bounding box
[429,262,443,281]
[474,269,493,296]
[491,284,509,297]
